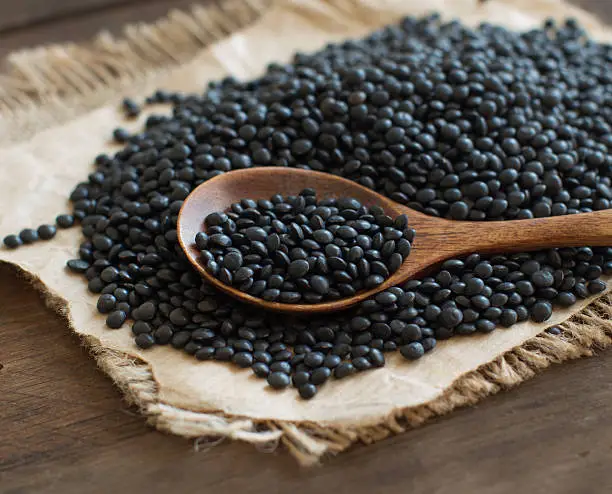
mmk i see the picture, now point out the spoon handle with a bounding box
[450,209,612,255]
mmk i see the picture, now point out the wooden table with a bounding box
[1,1,612,493]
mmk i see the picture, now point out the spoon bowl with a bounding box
[178,167,612,313]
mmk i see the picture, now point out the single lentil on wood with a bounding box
[197,190,413,303]
[2,15,612,399]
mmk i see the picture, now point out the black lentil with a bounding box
[298,384,318,399]
[588,280,607,294]
[310,367,332,385]
[267,371,291,389]
[56,214,75,229]
[66,259,90,273]
[19,229,38,244]
[106,310,127,329]
[122,98,141,118]
[400,342,425,360]
[135,333,155,349]
[97,294,117,313]
[3,235,22,249]
[37,224,57,240]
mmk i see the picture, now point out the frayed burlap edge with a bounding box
[7,260,612,466]
[0,0,272,145]
[2,0,612,467]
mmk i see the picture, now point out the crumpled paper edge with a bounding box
[1,0,612,466]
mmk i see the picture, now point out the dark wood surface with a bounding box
[1,1,612,493]
[0,0,135,33]
[0,0,199,60]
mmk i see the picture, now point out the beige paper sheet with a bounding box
[1,0,611,429]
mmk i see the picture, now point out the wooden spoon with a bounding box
[177,167,612,314]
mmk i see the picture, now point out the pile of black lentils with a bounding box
[197,191,414,303]
[3,15,612,399]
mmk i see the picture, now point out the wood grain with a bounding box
[0,0,199,60]
[0,0,136,33]
[1,1,612,493]
[179,167,612,313]
[571,0,612,22]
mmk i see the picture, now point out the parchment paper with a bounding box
[1,0,611,430]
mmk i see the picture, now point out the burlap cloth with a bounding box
[2,0,612,466]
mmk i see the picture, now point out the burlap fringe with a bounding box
[3,0,612,467]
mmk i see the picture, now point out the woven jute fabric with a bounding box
[1,0,612,466]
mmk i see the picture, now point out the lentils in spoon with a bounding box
[196,189,414,303]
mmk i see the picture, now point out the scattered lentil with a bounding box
[3,235,22,249]
[56,214,75,229]
[37,224,57,240]
[122,98,141,119]
[19,229,38,244]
